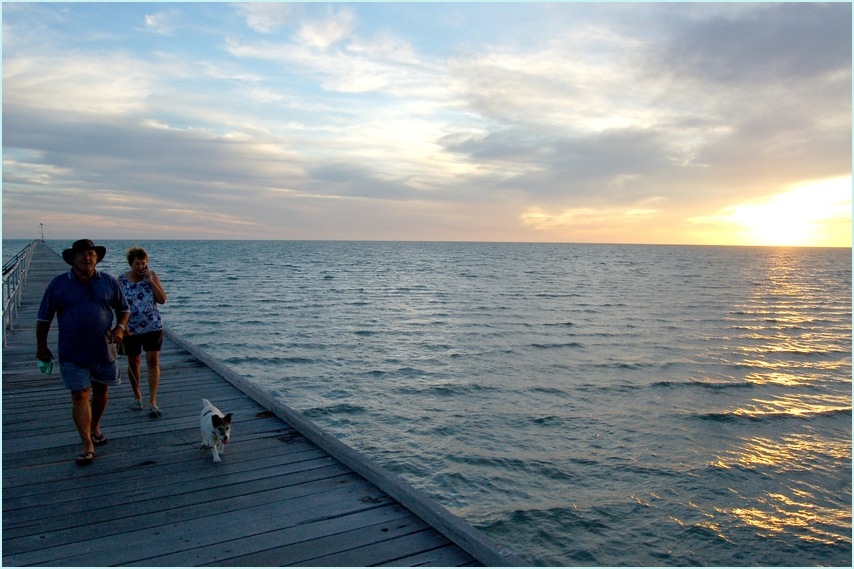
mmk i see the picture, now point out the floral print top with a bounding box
[119,274,163,334]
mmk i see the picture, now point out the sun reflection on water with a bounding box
[725,496,850,546]
[728,394,851,419]
[715,433,851,471]
[681,493,851,547]
[710,433,851,545]
[724,248,852,396]
[690,249,852,550]
[744,371,828,387]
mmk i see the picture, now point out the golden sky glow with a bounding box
[688,177,852,247]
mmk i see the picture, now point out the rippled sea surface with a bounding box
[11,240,852,566]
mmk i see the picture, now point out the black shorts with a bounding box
[121,330,164,357]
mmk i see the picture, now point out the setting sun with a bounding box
[690,177,852,247]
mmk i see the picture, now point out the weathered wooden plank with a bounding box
[3,471,369,563]
[4,480,401,567]
[4,462,355,537]
[3,418,305,470]
[378,543,484,567]
[219,528,442,567]
[287,528,457,567]
[129,503,416,567]
[3,434,319,495]
[3,446,332,511]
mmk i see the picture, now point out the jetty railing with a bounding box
[3,240,38,345]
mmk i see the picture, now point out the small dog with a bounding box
[200,399,233,463]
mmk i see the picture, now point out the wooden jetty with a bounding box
[2,241,527,567]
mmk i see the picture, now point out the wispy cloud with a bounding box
[235,2,297,34]
[297,5,356,50]
[3,51,153,116]
[143,9,182,35]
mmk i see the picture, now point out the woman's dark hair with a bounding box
[126,247,148,266]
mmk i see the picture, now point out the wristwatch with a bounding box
[117,323,126,331]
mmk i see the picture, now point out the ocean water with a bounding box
[6,240,852,566]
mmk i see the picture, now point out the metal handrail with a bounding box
[3,240,39,344]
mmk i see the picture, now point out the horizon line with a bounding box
[4,236,852,250]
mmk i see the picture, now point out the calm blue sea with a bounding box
[6,240,852,566]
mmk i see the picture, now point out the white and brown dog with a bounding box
[200,399,232,463]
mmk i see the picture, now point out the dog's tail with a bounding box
[202,398,212,409]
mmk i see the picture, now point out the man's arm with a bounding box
[113,310,130,343]
[36,321,52,362]
[36,278,57,362]
[116,311,130,328]
[111,276,131,342]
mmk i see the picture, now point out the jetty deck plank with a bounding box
[3,241,525,567]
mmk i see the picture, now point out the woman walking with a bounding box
[120,247,168,417]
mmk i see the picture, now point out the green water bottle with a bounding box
[38,357,54,374]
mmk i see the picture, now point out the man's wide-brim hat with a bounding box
[62,239,107,265]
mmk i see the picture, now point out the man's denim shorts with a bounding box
[60,360,121,391]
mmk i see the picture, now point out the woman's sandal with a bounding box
[91,433,108,446]
[76,451,95,466]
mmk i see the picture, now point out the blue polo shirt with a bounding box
[37,269,130,366]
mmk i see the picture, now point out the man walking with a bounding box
[36,239,130,465]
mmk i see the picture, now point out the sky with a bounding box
[2,2,851,246]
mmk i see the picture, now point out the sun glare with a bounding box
[693,177,852,247]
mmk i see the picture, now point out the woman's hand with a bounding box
[148,270,168,304]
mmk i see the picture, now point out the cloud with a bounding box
[225,35,426,94]
[347,31,416,64]
[449,40,648,131]
[521,205,659,232]
[2,52,153,116]
[143,9,182,35]
[660,3,851,85]
[439,4,851,216]
[234,2,296,34]
[296,6,356,50]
